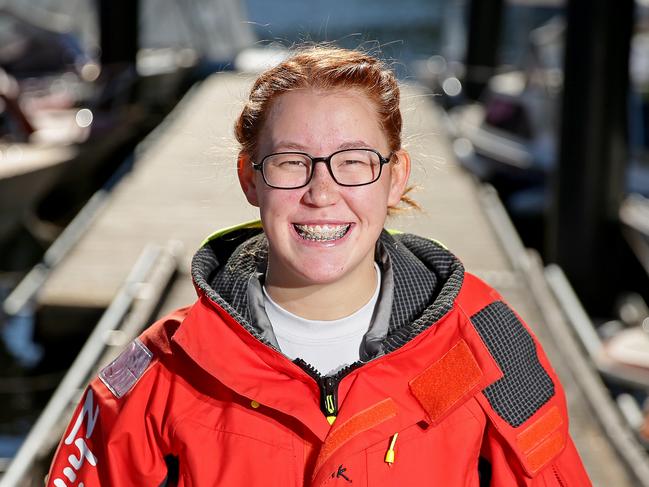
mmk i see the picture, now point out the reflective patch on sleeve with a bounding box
[99,338,153,398]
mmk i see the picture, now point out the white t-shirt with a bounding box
[263,264,381,376]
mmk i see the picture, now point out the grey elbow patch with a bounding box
[470,301,555,427]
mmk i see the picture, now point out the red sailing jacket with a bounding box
[47,227,591,486]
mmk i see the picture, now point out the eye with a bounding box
[281,159,306,167]
[267,154,309,168]
[336,150,375,166]
[342,158,368,165]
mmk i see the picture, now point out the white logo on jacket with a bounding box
[52,389,99,486]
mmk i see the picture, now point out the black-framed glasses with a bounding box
[252,148,393,189]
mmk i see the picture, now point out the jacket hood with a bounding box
[191,221,465,357]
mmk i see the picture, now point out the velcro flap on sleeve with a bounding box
[409,339,483,424]
[516,406,565,474]
[479,396,568,476]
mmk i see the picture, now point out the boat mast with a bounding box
[547,0,634,314]
[464,0,504,100]
[98,0,138,66]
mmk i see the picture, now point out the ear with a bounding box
[387,149,412,207]
[237,152,260,207]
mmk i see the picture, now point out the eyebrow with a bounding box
[273,140,373,152]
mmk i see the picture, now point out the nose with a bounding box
[302,160,340,207]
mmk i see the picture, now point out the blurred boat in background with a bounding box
[442,16,649,233]
[0,0,260,273]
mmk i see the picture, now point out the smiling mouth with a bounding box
[293,223,351,242]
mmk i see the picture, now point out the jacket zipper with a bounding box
[552,465,567,486]
[294,358,362,421]
[321,376,339,423]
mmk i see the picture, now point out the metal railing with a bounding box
[0,241,181,487]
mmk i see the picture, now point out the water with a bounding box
[242,0,564,74]
[243,0,445,74]
[0,282,51,463]
[1,309,43,369]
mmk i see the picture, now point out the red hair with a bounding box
[234,45,402,159]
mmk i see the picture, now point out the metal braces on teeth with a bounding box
[294,224,349,241]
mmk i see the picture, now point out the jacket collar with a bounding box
[190,221,465,358]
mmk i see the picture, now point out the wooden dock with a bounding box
[35,72,637,485]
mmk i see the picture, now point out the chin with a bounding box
[294,261,348,285]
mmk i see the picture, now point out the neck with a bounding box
[265,262,378,321]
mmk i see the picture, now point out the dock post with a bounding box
[99,0,139,66]
[547,0,634,314]
[464,0,504,100]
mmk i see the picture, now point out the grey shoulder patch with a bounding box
[470,301,555,427]
[99,338,153,398]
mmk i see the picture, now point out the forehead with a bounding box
[259,88,386,153]
[268,87,377,113]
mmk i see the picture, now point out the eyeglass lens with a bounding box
[263,149,382,188]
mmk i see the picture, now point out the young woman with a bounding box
[48,46,591,486]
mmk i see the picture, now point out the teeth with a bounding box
[294,224,350,241]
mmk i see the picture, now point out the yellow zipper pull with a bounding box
[384,433,399,466]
